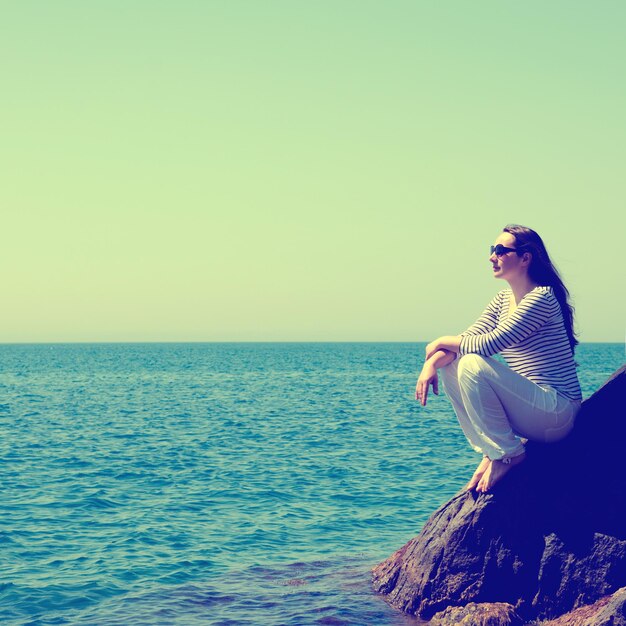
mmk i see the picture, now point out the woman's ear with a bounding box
[522,251,532,266]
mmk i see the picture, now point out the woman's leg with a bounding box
[455,353,578,459]
[439,357,491,490]
[440,353,579,491]
[439,357,488,455]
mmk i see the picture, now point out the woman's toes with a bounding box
[466,458,491,491]
[477,465,493,492]
[465,477,479,491]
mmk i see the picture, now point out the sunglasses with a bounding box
[490,244,526,256]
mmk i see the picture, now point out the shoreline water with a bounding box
[1,343,623,624]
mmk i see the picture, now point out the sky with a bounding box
[2,1,624,343]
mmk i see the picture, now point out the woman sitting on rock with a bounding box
[415,224,582,493]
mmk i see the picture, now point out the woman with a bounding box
[415,224,582,493]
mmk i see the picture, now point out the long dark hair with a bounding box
[503,224,579,356]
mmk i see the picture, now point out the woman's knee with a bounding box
[457,353,490,378]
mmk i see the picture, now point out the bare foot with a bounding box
[465,456,491,491]
[476,451,526,493]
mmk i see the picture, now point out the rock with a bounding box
[372,365,626,623]
[430,601,523,625]
[538,585,626,625]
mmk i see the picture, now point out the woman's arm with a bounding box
[415,349,457,406]
[425,336,461,360]
[428,348,458,369]
[459,289,558,357]
[423,292,504,360]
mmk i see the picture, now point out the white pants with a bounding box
[440,354,581,461]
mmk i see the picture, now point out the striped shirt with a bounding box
[458,286,582,401]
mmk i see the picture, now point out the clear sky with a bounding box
[2,1,624,342]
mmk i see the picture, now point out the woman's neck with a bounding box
[507,276,540,304]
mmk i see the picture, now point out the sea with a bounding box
[1,342,623,626]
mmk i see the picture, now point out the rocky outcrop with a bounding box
[538,585,626,625]
[372,365,626,624]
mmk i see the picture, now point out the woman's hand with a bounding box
[415,362,439,407]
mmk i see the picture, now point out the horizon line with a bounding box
[0,340,623,346]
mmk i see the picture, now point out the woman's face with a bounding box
[489,232,528,281]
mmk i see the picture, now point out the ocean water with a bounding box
[1,342,623,626]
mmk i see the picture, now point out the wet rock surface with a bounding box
[372,365,626,623]
[430,601,523,625]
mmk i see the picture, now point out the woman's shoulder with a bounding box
[488,286,554,307]
[525,285,559,308]
[530,285,556,299]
